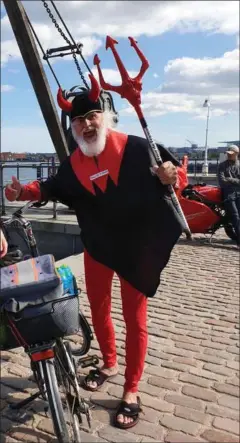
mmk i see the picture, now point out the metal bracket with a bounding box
[43,43,83,60]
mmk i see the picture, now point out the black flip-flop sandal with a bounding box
[114,396,142,429]
[83,368,117,392]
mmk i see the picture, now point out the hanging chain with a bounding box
[41,0,89,89]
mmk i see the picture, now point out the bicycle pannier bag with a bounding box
[0,254,80,350]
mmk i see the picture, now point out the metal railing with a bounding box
[0,157,220,217]
[0,160,60,217]
[187,159,219,177]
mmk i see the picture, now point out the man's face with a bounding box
[226,151,238,161]
[71,111,108,157]
[71,111,104,144]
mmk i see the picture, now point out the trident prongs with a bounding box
[128,37,149,82]
[93,35,149,109]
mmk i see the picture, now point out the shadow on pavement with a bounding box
[178,236,238,251]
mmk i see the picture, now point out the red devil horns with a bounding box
[57,74,101,113]
[88,73,101,101]
[57,88,73,112]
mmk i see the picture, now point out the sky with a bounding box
[1,0,239,153]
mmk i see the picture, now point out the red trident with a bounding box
[94,36,149,119]
[93,36,192,239]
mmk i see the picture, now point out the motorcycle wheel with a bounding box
[224,224,237,242]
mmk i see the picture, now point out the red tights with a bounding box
[84,250,148,393]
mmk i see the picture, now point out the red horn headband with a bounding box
[88,73,101,102]
[57,74,101,113]
[57,88,72,112]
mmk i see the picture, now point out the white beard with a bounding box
[71,117,107,157]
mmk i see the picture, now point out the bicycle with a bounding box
[0,201,100,442]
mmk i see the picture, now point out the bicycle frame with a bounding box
[11,338,91,409]
[3,201,99,440]
[10,337,93,442]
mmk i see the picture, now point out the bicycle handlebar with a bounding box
[3,200,49,224]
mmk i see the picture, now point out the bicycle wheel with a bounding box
[41,358,70,443]
[56,340,84,443]
[71,311,93,357]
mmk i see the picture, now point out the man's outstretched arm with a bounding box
[5,162,71,206]
[5,176,42,202]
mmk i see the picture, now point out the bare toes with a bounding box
[117,414,124,424]
[87,381,97,389]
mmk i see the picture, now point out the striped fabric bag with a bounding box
[0,255,80,350]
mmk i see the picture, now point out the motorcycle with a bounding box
[175,156,237,242]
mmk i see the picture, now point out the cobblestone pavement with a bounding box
[1,231,239,443]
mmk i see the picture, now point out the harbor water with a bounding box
[0,162,57,187]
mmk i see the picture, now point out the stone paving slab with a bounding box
[0,230,239,443]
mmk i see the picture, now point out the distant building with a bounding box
[0,152,58,162]
[219,140,240,148]
[14,153,27,161]
[0,152,27,161]
[0,152,13,161]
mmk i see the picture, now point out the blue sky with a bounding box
[1,1,239,153]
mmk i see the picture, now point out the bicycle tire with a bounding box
[71,312,93,357]
[64,342,82,443]
[56,340,85,442]
[42,358,70,443]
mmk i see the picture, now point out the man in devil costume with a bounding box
[5,78,182,429]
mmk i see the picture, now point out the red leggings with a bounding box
[84,250,148,393]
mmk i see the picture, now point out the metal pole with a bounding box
[203,105,210,176]
[0,165,6,216]
[17,163,20,180]
[3,0,69,163]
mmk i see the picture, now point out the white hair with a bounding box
[102,110,118,129]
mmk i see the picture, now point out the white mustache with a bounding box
[71,124,107,157]
[83,127,95,134]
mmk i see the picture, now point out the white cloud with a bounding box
[1,1,239,68]
[21,1,239,37]
[1,84,15,92]
[121,46,239,119]
[153,73,159,78]
[30,21,102,58]
[8,68,20,74]
[164,49,239,85]
[86,68,139,86]
[0,11,102,67]
[1,39,21,66]
[77,37,102,58]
